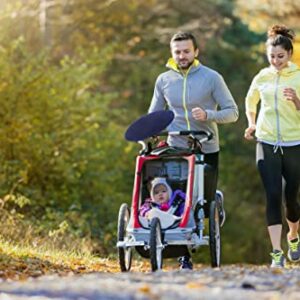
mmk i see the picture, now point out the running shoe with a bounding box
[178,256,193,270]
[287,235,300,262]
[270,250,285,268]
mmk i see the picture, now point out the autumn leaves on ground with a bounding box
[0,238,188,281]
[0,238,144,281]
[0,239,106,280]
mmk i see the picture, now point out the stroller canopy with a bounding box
[125,110,174,142]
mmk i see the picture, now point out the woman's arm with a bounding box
[244,73,260,140]
[244,111,257,140]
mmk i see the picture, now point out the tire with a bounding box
[209,200,221,267]
[215,190,226,227]
[117,203,132,272]
[149,217,163,272]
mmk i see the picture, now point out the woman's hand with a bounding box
[283,88,300,109]
[244,125,256,140]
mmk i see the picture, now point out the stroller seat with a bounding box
[139,207,182,229]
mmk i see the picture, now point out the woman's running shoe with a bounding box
[270,250,285,268]
[287,235,300,262]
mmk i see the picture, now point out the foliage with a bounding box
[236,0,300,32]
[0,4,135,254]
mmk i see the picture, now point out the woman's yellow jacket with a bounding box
[246,62,300,143]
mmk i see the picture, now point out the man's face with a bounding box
[170,39,199,70]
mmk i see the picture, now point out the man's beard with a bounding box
[178,59,194,70]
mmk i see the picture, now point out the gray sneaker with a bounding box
[270,250,285,268]
[287,235,300,262]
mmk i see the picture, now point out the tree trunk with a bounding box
[39,0,52,46]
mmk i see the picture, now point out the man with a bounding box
[149,32,239,269]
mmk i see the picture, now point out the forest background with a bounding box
[0,0,300,265]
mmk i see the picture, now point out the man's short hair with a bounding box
[170,32,198,50]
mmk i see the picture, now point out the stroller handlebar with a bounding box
[137,130,213,155]
[158,130,213,141]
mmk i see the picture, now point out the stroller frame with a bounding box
[117,130,223,272]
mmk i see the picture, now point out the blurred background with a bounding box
[0,0,299,264]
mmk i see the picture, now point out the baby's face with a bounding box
[153,184,169,204]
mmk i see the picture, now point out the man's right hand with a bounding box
[192,107,207,121]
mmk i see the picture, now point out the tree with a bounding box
[236,0,300,32]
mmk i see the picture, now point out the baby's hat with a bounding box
[150,177,172,200]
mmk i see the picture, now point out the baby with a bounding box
[139,177,186,218]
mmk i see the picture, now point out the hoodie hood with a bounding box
[150,177,172,201]
[266,61,300,76]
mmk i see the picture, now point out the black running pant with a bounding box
[204,151,219,204]
[256,142,300,226]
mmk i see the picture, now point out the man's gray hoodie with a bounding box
[149,58,239,153]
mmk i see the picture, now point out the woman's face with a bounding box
[267,45,292,71]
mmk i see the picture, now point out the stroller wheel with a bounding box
[209,200,221,268]
[149,217,163,272]
[117,203,132,272]
[216,190,226,227]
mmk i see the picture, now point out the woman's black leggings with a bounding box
[256,142,300,226]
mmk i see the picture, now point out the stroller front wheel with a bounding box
[117,203,132,272]
[150,217,163,272]
[209,200,221,267]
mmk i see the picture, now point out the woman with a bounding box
[244,24,300,268]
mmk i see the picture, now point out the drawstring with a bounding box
[273,143,283,154]
[274,74,283,155]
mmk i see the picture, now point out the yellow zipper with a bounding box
[182,66,191,130]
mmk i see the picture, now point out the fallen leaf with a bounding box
[186,282,205,289]
[139,284,151,294]
[271,268,283,275]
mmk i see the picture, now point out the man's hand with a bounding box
[192,107,207,121]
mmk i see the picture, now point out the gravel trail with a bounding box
[0,265,299,300]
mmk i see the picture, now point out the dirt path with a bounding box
[0,265,299,299]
